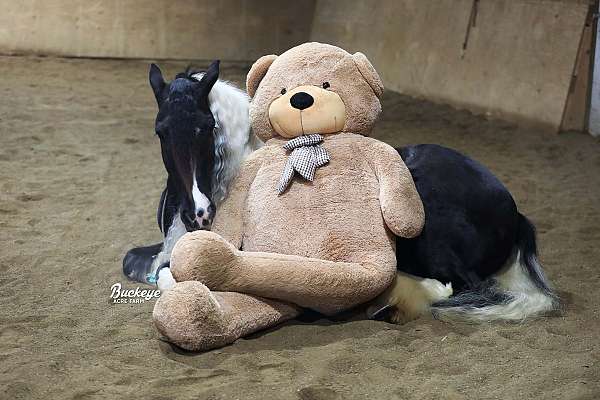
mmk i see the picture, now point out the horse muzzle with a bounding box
[181,204,215,232]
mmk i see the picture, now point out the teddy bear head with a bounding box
[246,42,384,142]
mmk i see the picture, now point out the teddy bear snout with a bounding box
[268,85,347,138]
[290,92,314,110]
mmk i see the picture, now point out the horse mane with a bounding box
[191,71,262,205]
[175,66,202,81]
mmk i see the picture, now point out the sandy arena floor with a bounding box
[1,56,599,399]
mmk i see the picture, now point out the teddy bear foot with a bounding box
[153,281,301,352]
[170,231,239,288]
[153,281,232,351]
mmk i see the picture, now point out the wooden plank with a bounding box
[589,2,600,137]
[560,5,594,132]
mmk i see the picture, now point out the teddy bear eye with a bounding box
[322,82,330,89]
[280,88,287,95]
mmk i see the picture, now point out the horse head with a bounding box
[149,61,219,232]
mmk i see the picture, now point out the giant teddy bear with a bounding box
[153,42,428,351]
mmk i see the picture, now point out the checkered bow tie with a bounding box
[277,134,330,194]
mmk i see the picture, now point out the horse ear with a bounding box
[246,54,277,98]
[149,63,166,106]
[198,60,220,93]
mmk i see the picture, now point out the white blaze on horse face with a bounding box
[192,170,211,226]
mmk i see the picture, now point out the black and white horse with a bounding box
[123,61,260,287]
[384,145,559,321]
[123,60,558,322]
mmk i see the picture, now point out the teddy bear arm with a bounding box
[369,141,425,238]
[211,150,265,249]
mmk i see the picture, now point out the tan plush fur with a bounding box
[248,42,384,142]
[269,85,346,137]
[153,42,425,351]
[154,281,301,351]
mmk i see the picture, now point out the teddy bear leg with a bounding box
[366,272,453,324]
[169,231,239,286]
[153,281,301,351]
[169,230,397,316]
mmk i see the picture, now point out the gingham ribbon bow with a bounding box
[277,134,330,194]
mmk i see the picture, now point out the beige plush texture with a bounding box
[249,42,384,142]
[246,54,277,98]
[153,42,425,351]
[352,52,384,98]
[269,84,346,137]
[153,281,301,351]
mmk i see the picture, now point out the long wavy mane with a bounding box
[191,72,261,205]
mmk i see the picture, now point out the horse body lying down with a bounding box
[123,62,558,323]
[378,144,558,322]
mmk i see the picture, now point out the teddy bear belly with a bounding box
[242,166,396,266]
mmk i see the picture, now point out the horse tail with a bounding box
[431,213,560,321]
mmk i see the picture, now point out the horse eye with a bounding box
[280,88,287,95]
[322,82,330,89]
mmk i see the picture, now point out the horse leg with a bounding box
[366,271,453,324]
[123,243,165,283]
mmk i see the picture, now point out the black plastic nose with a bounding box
[290,92,314,110]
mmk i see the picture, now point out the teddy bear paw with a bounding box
[153,281,232,351]
[170,230,239,289]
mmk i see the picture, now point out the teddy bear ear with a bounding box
[246,54,278,98]
[352,52,384,98]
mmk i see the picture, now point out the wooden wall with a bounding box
[311,0,589,131]
[0,0,591,131]
[0,0,315,61]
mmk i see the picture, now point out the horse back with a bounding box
[397,144,518,290]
